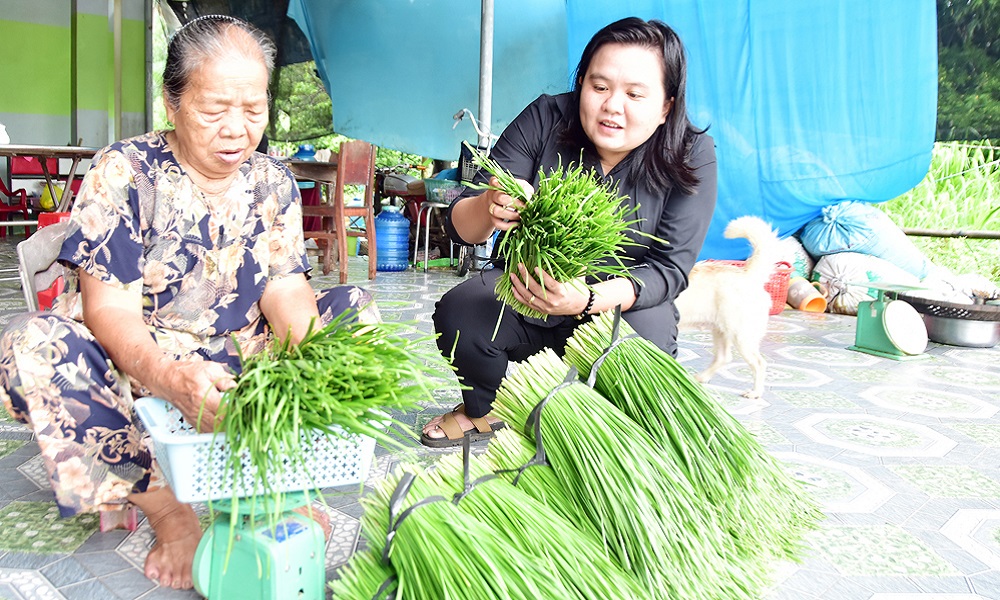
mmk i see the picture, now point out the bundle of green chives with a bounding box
[327,550,397,600]
[358,466,597,600]
[426,451,652,600]
[564,311,823,572]
[482,428,598,539]
[214,313,453,543]
[468,144,639,322]
[491,348,748,599]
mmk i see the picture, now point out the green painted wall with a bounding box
[0,3,147,147]
[0,20,72,115]
[76,14,146,114]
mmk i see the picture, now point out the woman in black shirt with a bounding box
[422,17,717,447]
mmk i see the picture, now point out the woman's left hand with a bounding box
[509,264,590,316]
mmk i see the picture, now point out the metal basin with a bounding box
[921,314,1000,348]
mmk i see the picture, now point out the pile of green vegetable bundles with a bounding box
[332,310,821,600]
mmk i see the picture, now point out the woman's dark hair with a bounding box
[562,17,705,195]
[162,15,276,110]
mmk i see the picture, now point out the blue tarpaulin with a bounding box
[289,0,937,259]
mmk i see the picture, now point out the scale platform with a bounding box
[847,283,931,361]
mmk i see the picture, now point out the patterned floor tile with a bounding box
[891,466,1000,498]
[942,347,1000,367]
[947,422,1000,446]
[0,567,64,600]
[838,366,896,384]
[812,524,959,576]
[740,420,788,446]
[822,330,858,347]
[795,413,958,457]
[915,364,1000,390]
[870,595,992,599]
[0,439,25,460]
[773,389,859,409]
[0,502,99,554]
[860,386,999,418]
[766,332,825,345]
[775,452,895,513]
[941,509,1000,571]
[775,345,883,368]
[17,453,50,491]
[723,361,833,389]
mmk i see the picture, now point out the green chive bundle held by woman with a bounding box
[424,17,717,448]
[469,147,640,325]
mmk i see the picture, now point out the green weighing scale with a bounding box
[847,283,930,360]
[192,492,326,599]
[134,397,376,600]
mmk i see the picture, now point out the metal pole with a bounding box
[145,0,153,133]
[903,227,1000,240]
[113,0,123,141]
[70,0,78,144]
[478,0,493,148]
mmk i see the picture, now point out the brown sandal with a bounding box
[420,405,506,448]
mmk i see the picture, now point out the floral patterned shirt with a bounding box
[55,131,309,362]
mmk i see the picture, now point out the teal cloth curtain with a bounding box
[290,0,938,258]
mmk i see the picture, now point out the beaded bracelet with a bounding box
[575,289,596,320]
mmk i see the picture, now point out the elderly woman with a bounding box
[0,15,377,590]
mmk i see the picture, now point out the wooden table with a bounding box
[0,144,99,212]
[285,157,339,184]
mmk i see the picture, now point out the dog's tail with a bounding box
[724,216,782,282]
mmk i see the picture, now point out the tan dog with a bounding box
[676,216,782,399]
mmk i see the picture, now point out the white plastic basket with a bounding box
[134,397,376,503]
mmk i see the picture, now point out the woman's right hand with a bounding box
[485,176,530,231]
[152,359,236,433]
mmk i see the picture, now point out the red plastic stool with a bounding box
[34,212,70,310]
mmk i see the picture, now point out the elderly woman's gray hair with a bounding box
[162,15,276,109]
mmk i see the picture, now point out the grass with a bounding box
[879,141,1000,281]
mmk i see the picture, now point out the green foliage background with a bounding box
[936,0,1000,140]
[877,1,1000,281]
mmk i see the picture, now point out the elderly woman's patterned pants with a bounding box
[0,286,378,517]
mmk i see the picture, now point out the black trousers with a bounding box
[433,269,679,418]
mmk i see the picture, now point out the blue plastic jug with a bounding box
[374,208,410,272]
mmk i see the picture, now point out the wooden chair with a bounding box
[302,140,378,284]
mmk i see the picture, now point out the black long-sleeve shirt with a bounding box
[446,92,717,310]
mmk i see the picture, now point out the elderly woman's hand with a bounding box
[154,359,236,433]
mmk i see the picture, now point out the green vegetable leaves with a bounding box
[466,143,641,321]
[212,312,454,556]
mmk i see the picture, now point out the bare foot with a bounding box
[128,487,202,589]
[421,407,503,441]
